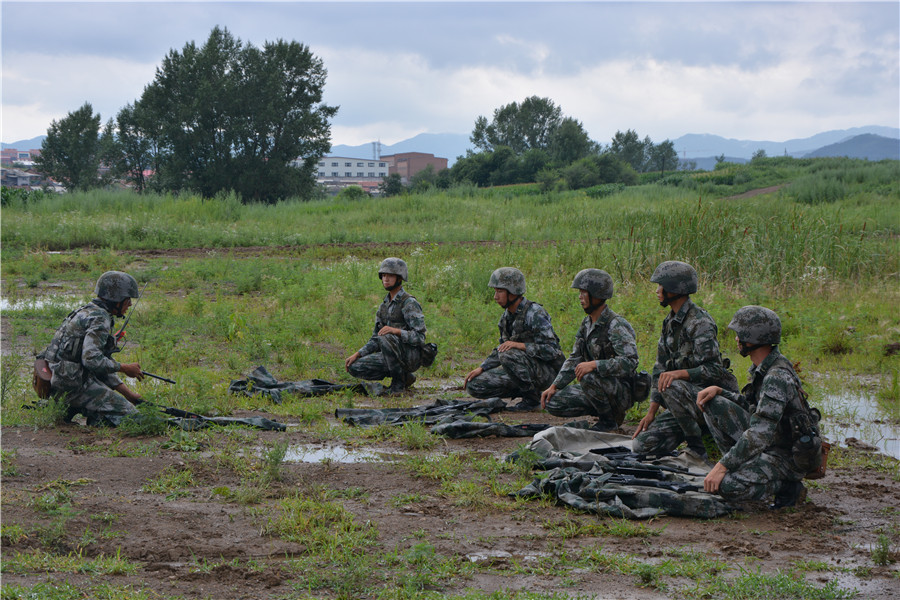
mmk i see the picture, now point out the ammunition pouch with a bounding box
[789,406,825,477]
[420,342,438,367]
[631,371,651,403]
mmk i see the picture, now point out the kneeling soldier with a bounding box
[345,258,433,395]
[37,271,145,426]
[464,267,565,411]
[541,269,649,430]
[700,306,816,508]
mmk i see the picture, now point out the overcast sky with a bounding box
[2,1,898,148]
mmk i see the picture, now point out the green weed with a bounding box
[140,465,196,499]
[872,534,893,566]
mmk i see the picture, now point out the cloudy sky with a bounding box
[2,1,898,148]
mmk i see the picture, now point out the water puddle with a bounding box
[819,393,899,459]
[466,550,551,564]
[281,444,398,464]
[0,296,84,312]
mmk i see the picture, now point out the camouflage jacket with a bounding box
[358,288,427,357]
[718,349,806,471]
[552,307,639,389]
[40,300,122,392]
[652,299,734,403]
[481,298,564,370]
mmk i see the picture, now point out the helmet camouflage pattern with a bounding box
[728,305,782,346]
[95,271,140,303]
[650,261,698,295]
[378,257,408,282]
[571,268,614,300]
[488,267,526,296]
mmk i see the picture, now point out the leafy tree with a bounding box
[752,148,768,162]
[336,185,368,201]
[609,129,650,173]
[715,154,726,165]
[378,173,404,197]
[115,103,154,192]
[130,26,337,202]
[548,117,598,164]
[409,164,437,192]
[35,102,102,191]
[471,96,563,154]
[561,154,637,190]
[648,139,679,175]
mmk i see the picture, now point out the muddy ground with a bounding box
[2,379,899,599]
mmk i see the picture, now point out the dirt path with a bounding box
[3,392,898,598]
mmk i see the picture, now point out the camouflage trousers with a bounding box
[56,377,139,427]
[348,334,422,382]
[633,382,746,455]
[467,349,559,401]
[545,373,634,425]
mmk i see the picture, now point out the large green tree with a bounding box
[36,102,102,191]
[471,96,564,155]
[648,139,679,175]
[609,129,650,173]
[129,26,337,202]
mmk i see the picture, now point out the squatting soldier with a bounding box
[541,269,650,430]
[632,261,739,457]
[700,306,815,508]
[464,267,565,411]
[346,258,435,395]
[37,271,145,426]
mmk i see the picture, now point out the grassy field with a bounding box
[1,156,898,599]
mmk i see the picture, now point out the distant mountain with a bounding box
[673,126,899,160]
[329,133,472,166]
[803,134,900,161]
[2,135,45,150]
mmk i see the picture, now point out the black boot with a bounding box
[770,480,807,509]
[507,391,540,412]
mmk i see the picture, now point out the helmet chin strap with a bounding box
[659,291,686,308]
[381,274,402,291]
[583,297,605,315]
[738,341,764,357]
[502,293,520,310]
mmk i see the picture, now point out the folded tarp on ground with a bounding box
[169,416,287,431]
[229,366,383,404]
[336,397,507,427]
[510,427,732,519]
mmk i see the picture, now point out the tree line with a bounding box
[35,28,677,202]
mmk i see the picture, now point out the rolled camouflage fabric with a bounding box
[650,261,698,295]
[378,257,408,282]
[95,271,140,302]
[571,268,614,300]
[728,305,781,346]
[488,267,526,295]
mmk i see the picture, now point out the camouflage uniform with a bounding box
[707,349,808,502]
[39,300,138,426]
[633,299,739,455]
[348,288,428,382]
[467,299,565,402]
[545,307,639,425]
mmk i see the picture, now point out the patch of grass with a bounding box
[0,581,165,600]
[118,401,169,436]
[25,396,69,428]
[391,492,427,507]
[872,534,893,566]
[140,465,196,499]
[1,449,19,476]
[543,516,666,539]
[1,523,29,545]
[1,548,138,575]
[397,420,439,450]
[260,440,289,484]
[402,452,466,481]
[685,566,858,599]
[828,446,900,480]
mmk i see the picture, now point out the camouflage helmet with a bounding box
[95,271,140,303]
[728,305,781,346]
[488,267,526,296]
[378,257,408,282]
[650,261,698,295]
[571,269,614,300]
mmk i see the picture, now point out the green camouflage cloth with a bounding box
[468,299,565,400]
[350,288,429,381]
[710,349,808,501]
[546,307,639,424]
[633,299,739,454]
[38,301,137,426]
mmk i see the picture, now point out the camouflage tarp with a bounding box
[510,428,733,519]
[336,397,506,427]
[229,366,383,404]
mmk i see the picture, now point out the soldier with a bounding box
[632,261,739,457]
[345,258,433,395]
[700,306,813,508]
[464,267,565,411]
[541,269,650,430]
[37,271,145,426]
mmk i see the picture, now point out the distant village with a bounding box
[1,145,447,196]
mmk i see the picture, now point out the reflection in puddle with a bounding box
[466,551,550,564]
[282,444,396,464]
[0,296,83,312]
[820,393,899,459]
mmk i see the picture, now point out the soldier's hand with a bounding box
[657,369,688,392]
[696,386,722,412]
[464,367,483,388]
[345,352,360,370]
[378,326,401,337]
[632,408,658,438]
[497,341,525,353]
[574,361,596,381]
[540,385,557,409]
[704,462,728,493]
[120,363,144,380]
